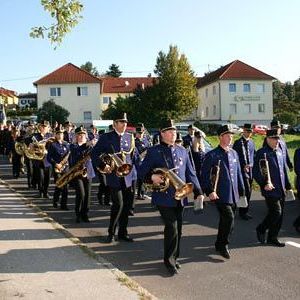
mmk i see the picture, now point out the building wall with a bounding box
[100,92,132,111]
[196,79,273,125]
[37,83,101,124]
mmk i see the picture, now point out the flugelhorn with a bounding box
[259,153,272,186]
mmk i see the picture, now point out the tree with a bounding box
[283,81,295,102]
[294,78,300,103]
[37,99,70,125]
[80,61,100,76]
[30,0,83,49]
[105,64,122,77]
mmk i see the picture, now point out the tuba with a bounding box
[24,136,55,160]
[98,153,132,177]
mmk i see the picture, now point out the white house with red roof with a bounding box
[191,60,275,126]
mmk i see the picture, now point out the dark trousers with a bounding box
[108,186,133,237]
[239,177,253,216]
[216,203,236,248]
[137,178,145,198]
[25,157,34,188]
[158,203,183,266]
[73,177,91,217]
[53,172,68,207]
[257,197,284,240]
[37,165,50,195]
[12,153,21,177]
[97,173,110,204]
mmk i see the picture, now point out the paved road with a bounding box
[1,156,300,299]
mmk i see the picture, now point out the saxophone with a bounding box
[54,152,70,174]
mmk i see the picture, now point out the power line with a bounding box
[0,75,41,82]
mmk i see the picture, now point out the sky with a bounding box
[0,0,299,93]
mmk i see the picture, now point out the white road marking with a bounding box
[286,241,300,248]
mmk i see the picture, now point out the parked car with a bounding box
[221,123,243,134]
[253,124,268,135]
[291,124,300,133]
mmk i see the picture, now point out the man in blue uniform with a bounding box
[91,112,137,243]
[47,125,70,209]
[138,119,204,275]
[233,124,256,220]
[63,121,75,143]
[253,128,291,247]
[200,124,245,259]
[182,124,196,148]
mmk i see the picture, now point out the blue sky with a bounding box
[1,0,299,93]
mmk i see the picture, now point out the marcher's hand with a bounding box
[103,164,112,174]
[196,194,205,202]
[209,192,219,201]
[55,163,62,170]
[264,183,275,191]
[151,174,164,184]
[244,165,250,173]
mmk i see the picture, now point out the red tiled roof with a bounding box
[197,60,276,88]
[100,77,155,93]
[33,63,101,86]
[0,87,17,97]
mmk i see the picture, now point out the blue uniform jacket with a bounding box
[137,142,202,207]
[253,145,291,199]
[233,136,256,179]
[294,148,300,192]
[182,134,193,148]
[47,141,70,165]
[91,130,137,189]
[200,146,245,204]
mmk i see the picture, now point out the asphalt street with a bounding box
[1,156,300,300]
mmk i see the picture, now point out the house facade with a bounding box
[191,60,275,126]
[34,63,102,125]
[0,87,18,109]
[18,93,37,109]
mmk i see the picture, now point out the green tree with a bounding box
[283,81,295,102]
[101,96,134,120]
[30,0,83,48]
[80,61,100,76]
[105,64,122,77]
[37,99,70,125]
[294,78,300,103]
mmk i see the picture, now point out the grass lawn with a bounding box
[205,134,300,191]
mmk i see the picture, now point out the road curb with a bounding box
[0,178,158,300]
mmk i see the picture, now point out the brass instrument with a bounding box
[210,160,221,192]
[56,153,90,189]
[144,167,193,200]
[24,136,55,160]
[259,153,272,185]
[54,152,70,174]
[98,153,132,177]
[15,142,25,156]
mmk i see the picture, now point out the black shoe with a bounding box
[105,235,114,243]
[240,214,252,220]
[76,216,81,223]
[219,246,230,259]
[164,263,178,275]
[175,261,181,269]
[256,228,266,244]
[118,235,134,242]
[81,215,90,223]
[60,206,69,210]
[53,202,58,208]
[267,239,285,247]
[128,209,134,216]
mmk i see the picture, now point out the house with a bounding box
[18,93,37,109]
[99,77,154,111]
[191,60,275,126]
[34,63,102,125]
[0,87,18,109]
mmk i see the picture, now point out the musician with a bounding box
[293,147,300,233]
[91,112,137,243]
[253,128,291,247]
[63,121,75,143]
[138,118,204,275]
[69,126,95,223]
[47,125,70,210]
[88,125,99,143]
[7,128,23,178]
[233,123,256,220]
[32,120,52,198]
[200,125,245,259]
[182,124,196,148]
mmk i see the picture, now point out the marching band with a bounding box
[1,116,300,276]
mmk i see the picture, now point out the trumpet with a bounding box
[144,167,193,200]
[98,152,132,177]
[259,153,272,186]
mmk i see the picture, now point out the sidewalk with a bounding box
[0,180,149,300]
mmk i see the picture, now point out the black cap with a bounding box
[75,125,86,135]
[39,120,50,127]
[160,118,176,132]
[114,112,128,122]
[271,120,281,128]
[64,121,72,126]
[217,124,235,136]
[55,125,64,134]
[137,122,144,128]
[243,123,253,132]
[266,128,280,138]
[175,132,183,142]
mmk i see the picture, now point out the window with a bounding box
[21,99,27,105]
[213,105,216,115]
[83,111,92,120]
[205,88,208,98]
[213,85,216,95]
[50,87,61,97]
[243,83,251,93]
[205,106,209,117]
[230,104,237,114]
[256,83,265,93]
[77,86,88,96]
[103,96,111,104]
[244,103,251,113]
[258,104,265,113]
[229,83,236,92]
